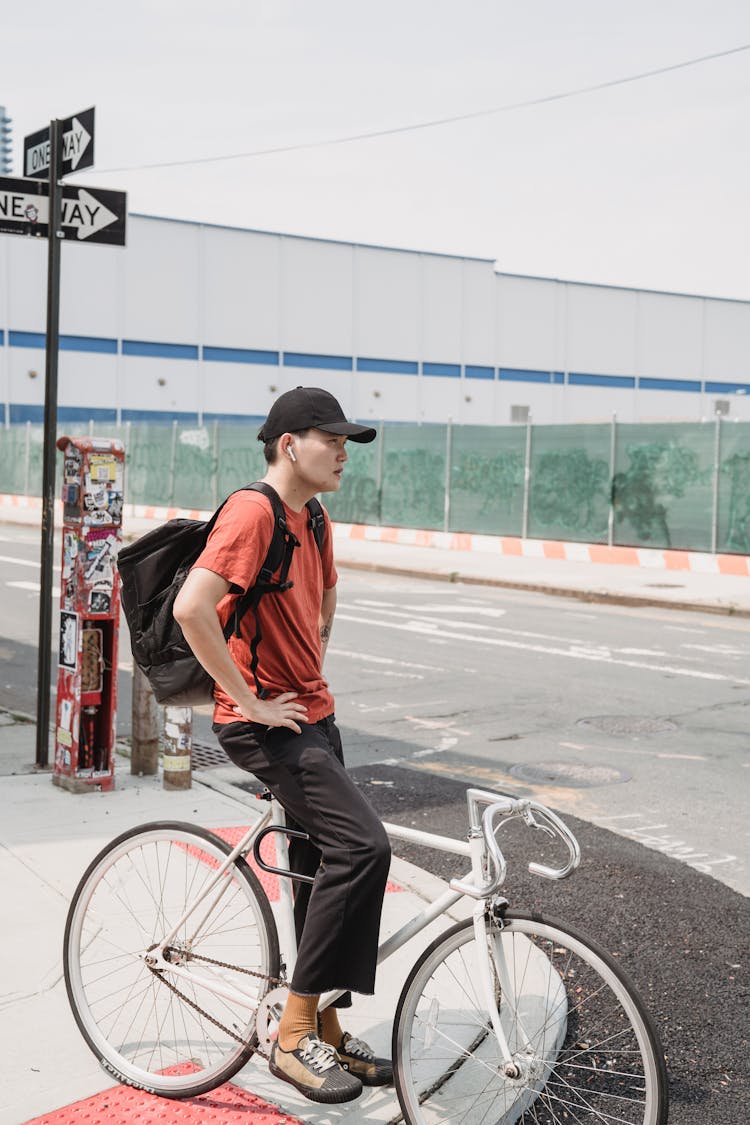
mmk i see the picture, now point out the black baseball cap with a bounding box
[258,386,376,443]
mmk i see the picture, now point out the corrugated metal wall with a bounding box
[2,214,749,426]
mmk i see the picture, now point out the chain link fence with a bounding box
[2,418,749,554]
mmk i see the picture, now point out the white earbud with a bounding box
[287,446,296,462]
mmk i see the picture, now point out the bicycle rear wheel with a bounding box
[393,910,668,1124]
[63,821,280,1099]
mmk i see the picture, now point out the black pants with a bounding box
[214,715,391,1005]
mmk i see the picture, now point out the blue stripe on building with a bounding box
[60,335,118,354]
[568,373,636,389]
[5,330,747,402]
[356,357,419,375]
[499,368,552,384]
[423,362,461,378]
[639,377,701,393]
[122,340,199,360]
[202,346,279,365]
[704,381,750,395]
[120,408,201,423]
[9,404,120,424]
[283,352,352,370]
[9,331,46,348]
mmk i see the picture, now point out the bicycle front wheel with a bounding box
[64,821,280,1099]
[393,910,668,1124]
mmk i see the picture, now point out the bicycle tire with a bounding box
[393,910,668,1124]
[63,820,280,1099]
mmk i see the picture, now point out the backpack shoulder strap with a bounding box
[305,496,326,554]
[246,481,298,581]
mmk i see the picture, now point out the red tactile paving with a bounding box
[29,827,401,1125]
[23,1078,305,1124]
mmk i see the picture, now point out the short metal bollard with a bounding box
[131,667,159,775]
[162,706,192,790]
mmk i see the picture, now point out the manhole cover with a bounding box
[509,761,630,788]
[190,740,230,770]
[576,716,678,736]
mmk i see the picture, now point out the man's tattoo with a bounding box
[320,616,333,643]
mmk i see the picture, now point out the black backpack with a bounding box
[117,482,325,707]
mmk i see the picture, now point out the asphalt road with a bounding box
[1,524,749,1120]
[343,764,749,1125]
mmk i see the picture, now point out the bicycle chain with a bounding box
[145,947,287,1061]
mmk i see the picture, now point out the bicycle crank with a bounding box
[255,985,289,1054]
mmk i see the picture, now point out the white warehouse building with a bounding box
[2,212,750,428]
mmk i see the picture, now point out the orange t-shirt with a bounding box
[193,490,338,725]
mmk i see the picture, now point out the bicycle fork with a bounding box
[472,901,525,1078]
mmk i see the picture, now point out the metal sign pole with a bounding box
[35,119,63,768]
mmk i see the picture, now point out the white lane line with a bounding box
[340,603,584,644]
[334,612,750,686]
[563,741,708,762]
[0,554,61,571]
[657,753,707,761]
[355,667,424,680]
[594,813,737,874]
[681,643,749,656]
[7,580,61,596]
[328,646,441,672]
[401,603,508,618]
[351,599,398,608]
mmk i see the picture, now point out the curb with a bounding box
[335,557,750,618]
[334,521,750,577]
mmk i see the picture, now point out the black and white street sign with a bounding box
[0,176,126,245]
[24,107,95,179]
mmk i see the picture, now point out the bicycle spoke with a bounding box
[64,824,278,1098]
[395,914,664,1125]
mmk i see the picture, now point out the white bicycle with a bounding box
[63,787,669,1123]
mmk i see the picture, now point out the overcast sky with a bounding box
[3,1,749,300]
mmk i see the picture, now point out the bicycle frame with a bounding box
[147,787,580,1072]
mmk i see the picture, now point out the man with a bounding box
[174,386,392,1105]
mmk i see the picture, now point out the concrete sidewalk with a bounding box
[0,720,472,1125]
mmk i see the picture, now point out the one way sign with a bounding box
[0,176,126,245]
[24,107,95,179]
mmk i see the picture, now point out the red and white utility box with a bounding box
[52,436,125,793]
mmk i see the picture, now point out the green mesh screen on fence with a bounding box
[717,424,750,555]
[449,425,526,536]
[528,424,611,544]
[612,423,716,552]
[2,418,748,555]
[380,425,447,531]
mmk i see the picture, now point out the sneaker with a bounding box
[336,1031,393,1086]
[269,1033,363,1104]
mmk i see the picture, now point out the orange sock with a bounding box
[278,992,320,1052]
[319,1006,344,1049]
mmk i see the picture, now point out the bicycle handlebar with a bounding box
[449,790,581,900]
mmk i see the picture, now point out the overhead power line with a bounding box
[89,42,750,175]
